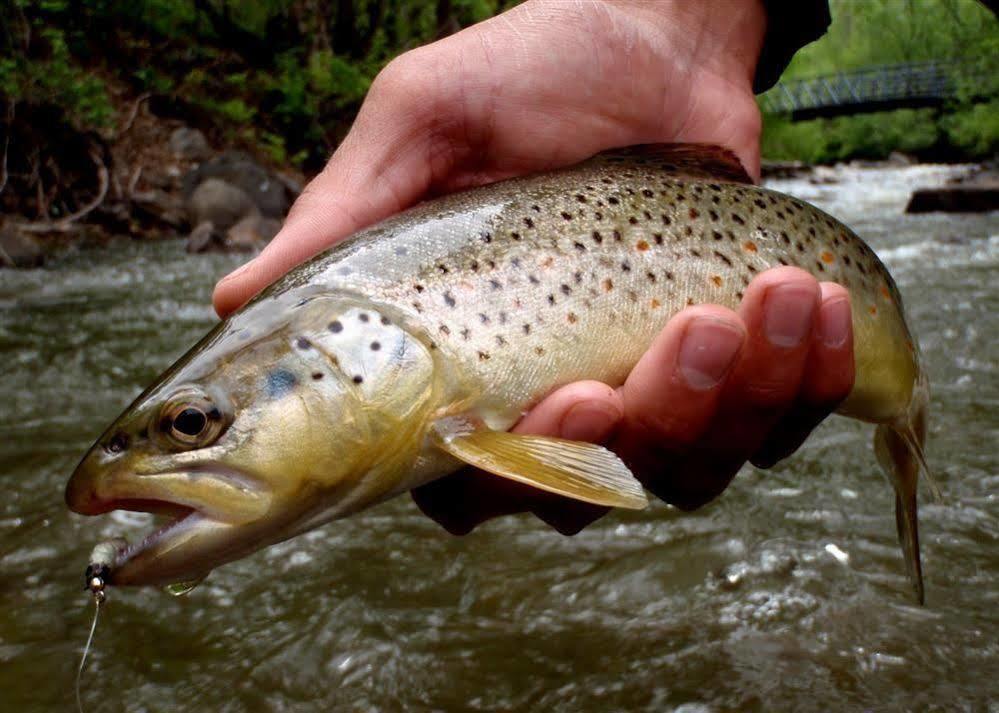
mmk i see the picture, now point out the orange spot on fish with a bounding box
[880,284,891,300]
[869,305,878,315]
[603,278,614,292]
[636,240,649,251]
[710,275,723,287]
[650,298,661,309]
[567,312,578,324]
[821,251,835,263]
[541,256,554,269]
[742,241,757,253]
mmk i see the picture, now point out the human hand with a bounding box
[411,267,854,534]
[212,0,855,533]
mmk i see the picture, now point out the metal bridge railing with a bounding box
[760,59,985,116]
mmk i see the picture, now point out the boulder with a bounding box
[0,224,44,268]
[185,221,221,253]
[187,178,259,231]
[906,169,999,214]
[183,151,292,219]
[168,127,212,161]
[225,214,282,252]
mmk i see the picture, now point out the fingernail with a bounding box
[820,297,851,348]
[764,285,816,348]
[678,317,744,390]
[560,402,620,442]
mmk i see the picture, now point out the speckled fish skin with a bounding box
[285,146,918,427]
[66,145,931,601]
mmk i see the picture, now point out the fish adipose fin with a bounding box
[593,144,754,185]
[873,371,936,605]
[431,421,648,510]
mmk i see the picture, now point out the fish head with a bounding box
[66,290,440,586]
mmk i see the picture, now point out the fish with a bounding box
[65,144,934,603]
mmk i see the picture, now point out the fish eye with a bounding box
[157,391,226,450]
[173,407,207,437]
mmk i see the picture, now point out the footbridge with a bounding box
[760,59,989,121]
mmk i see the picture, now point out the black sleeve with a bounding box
[753,0,832,93]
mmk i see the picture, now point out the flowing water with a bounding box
[1,164,996,712]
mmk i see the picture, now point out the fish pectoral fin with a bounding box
[431,420,648,510]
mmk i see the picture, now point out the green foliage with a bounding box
[762,110,941,164]
[761,0,999,163]
[942,99,999,155]
[1,0,505,168]
[1,5,115,129]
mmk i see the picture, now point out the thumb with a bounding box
[212,56,445,317]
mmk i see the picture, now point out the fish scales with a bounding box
[66,145,932,603]
[282,147,914,429]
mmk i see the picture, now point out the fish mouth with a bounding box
[67,460,274,586]
[99,498,200,567]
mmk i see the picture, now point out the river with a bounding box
[1,163,996,712]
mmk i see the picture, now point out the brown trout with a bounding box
[66,145,933,602]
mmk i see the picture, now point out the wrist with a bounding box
[581,0,767,88]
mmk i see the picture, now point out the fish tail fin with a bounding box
[873,369,936,605]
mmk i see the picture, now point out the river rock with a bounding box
[906,171,999,213]
[183,151,292,218]
[168,127,212,161]
[187,178,259,231]
[0,224,44,268]
[225,214,282,252]
[186,221,221,253]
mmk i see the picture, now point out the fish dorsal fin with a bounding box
[592,143,753,184]
[431,419,648,510]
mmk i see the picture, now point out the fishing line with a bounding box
[75,539,123,713]
[75,591,103,713]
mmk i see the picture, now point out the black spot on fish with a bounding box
[561,211,573,221]
[592,231,603,244]
[370,341,381,351]
[478,351,491,361]
[714,251,732,266]
[560,284,572,295]
[414,284,425,293]
[548,294,556,305]
[529,274,540,285]
[511,232,521,241]
[490,279,502,290]
[608,196,620,205]
[381,316,390,325]
[522,323,531,335]
[267,370,298,399]
[481,232,492,243]
[359,313,370,323]
[352,375,364,385]
[732,213,745,225]
[573,241,586,251]
[479,313,491,324]
[295,337,311,350]
[329,320,343,333]
[444,292,457,307]
[311,372,323,380]
[712,230,723,240]
[620,261,631,272]
[524,217,534,228]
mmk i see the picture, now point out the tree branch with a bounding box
[15,146,109,233]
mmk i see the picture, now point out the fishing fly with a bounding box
[76,539,124,713]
